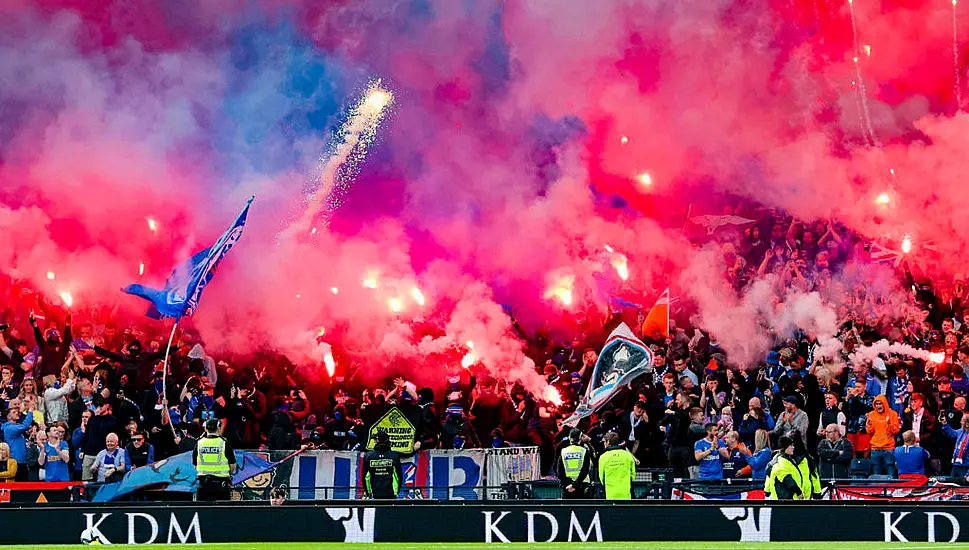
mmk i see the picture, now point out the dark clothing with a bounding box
[93,346,169,387]
[125,443,153,469]
[738,414,772,447]
[25,445,42,482]
[324,417,356,450]
[81,415,119,456]
[818,438,854,478]
[30,319,71,378]
[362,443,403,499]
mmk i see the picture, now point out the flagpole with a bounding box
[162,320,180,438]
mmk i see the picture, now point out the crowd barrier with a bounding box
[7,501,969,544]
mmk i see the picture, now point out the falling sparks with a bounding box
[278,81,395,239]
[636,172,652,187]
[59,292,73,308]
[901,234,913,254]
[362,275,379,289]
[388,297,403,313]
[410,287,426,306]
[138,263,145,276]
[612,254,629,281]
[604,244,615,253]
[146,217,158,232]
[330,287,340,295]
[323,350,336,377]
[620,135,629,145]
[543,386,563,406]
[875,192,891,205]
[929,351,946,363]
[46,271,55,280]
[864,44,871,57]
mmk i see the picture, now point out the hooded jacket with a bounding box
[865,395,901,450]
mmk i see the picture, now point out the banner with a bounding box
[287,448,487,500]
[484,447,541,500]
[365,407,416,454]
[564,323,653,427]
[92,450,277,502]
[21,501,969,543]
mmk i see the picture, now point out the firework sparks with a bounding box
[330,287,340,295]
[138,262,145,276]
[875,192,891,205]
[280,81,395,239]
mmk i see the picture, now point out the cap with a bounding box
[783,395,799,405]
[445,404,464,416]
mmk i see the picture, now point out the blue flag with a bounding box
[92,450,277,502]
[125,197,254,320]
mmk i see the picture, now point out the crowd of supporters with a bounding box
[0,204,964,489]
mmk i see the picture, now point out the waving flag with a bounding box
[563,323,653,427]
[641,288,671,339]
[125,197,254,320]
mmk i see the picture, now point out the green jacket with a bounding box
[598,446,636,500]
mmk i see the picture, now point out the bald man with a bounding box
[90,433,127,483]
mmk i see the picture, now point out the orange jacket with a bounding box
[866,395,901,450]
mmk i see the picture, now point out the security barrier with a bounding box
[8,501,969,544]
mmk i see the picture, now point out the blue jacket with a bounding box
[2,411,33,464]
[71,427,85,472]
[943,424,969,466]
[748,448,771,480]
[886,377,909,417]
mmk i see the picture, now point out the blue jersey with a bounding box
[694,438,724,480]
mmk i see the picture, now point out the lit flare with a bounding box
[60,292,73,308]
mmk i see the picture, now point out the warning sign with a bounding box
[366,407,416,454]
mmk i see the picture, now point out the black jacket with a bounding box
[361,444,403,499]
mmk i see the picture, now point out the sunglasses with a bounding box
[132,438,144,442]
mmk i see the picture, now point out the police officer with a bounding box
[194,419,237,502]
[362,431,403,499]
[557,428,592,499]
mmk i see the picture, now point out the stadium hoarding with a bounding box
[8,501,969,544]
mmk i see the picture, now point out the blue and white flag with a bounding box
[563,323,653,427]
[125,197,254,320]
[91,450,277,502]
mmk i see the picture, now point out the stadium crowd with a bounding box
[0,205,964,490]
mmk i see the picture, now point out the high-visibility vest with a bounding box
[764,455,802,500]
[560,445,587,481]
[196,436,230,478]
